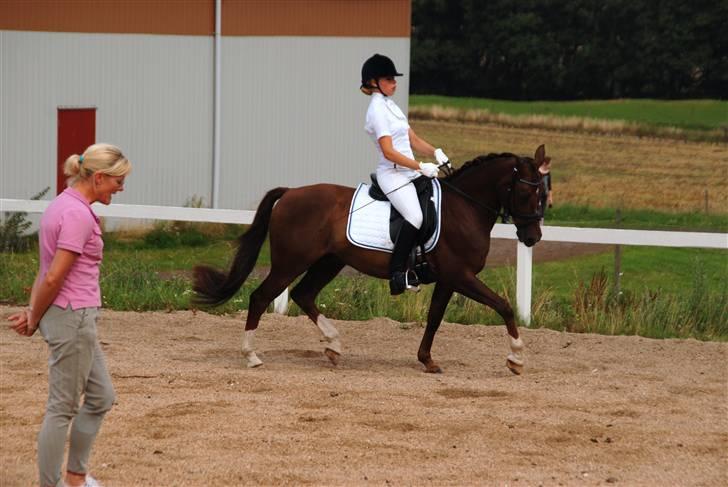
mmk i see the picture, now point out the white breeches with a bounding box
[376,165,423,229]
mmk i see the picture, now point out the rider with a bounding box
[360,53,450,295]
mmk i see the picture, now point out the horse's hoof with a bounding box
[245,352,263,368]
[325,348,340,366]
[425,364,443,374]
[506,358,523,375]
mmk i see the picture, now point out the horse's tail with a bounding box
[192,187,289,307]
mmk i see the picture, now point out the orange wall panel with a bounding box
[0,0,410,37]
[0,0,214,35]
[223,0,410,37]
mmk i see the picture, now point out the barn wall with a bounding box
[219,36,410,209]
[1,30,214,206]
[1,1,411,210]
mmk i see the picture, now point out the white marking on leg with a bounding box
[507,335,525,366]
[316,315,341,355]
[242,330,263,368]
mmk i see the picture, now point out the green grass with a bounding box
[410,95,728,132]
[544,204,728,231]
[2,215,725,341]
[306,247,727,340]
[3,239,725,340]
[532,247,727,299]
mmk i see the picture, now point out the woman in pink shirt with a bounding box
[8,143,131,487]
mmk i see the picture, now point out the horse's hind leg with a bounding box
[289,254,346,365]
[243,269,299,368]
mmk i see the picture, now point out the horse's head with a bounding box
[501,145,550,247]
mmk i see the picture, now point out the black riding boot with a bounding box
[389,221,420,295]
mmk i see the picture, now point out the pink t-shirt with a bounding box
[39,187,103,309]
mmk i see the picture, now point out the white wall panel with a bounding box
[1,31,213,206]
[220,36,410,210]
[1,31,409,211]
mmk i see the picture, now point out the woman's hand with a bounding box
[8,309,38,337]
[434,148,450,166]
[419,162,440,178]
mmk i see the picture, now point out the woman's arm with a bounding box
[29,249,79,327]
[8,249,79,336]
[408,128,436,159]
[378,136,420,170]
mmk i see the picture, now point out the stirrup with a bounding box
[405,270,420,293]
[390,271,419,295]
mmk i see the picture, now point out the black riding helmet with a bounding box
[360,54,403,93]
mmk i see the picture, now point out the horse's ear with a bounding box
[535,144,546,164]
[539,156,552,173]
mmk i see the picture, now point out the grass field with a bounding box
[410,95,728,132]
[543,203,727,231]
[3,237,725,339]
[411,119,728,215]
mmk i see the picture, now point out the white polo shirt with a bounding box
[365,92,415,172]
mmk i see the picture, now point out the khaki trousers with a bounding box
[38,305,115,487]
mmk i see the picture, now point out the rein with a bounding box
[439,160,543,224]
[438,178,507,221]
[344,157,542,225]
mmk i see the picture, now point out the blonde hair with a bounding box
[63,143,131,186]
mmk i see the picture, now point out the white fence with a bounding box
[3,199,727,323]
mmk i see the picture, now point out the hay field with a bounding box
[411,120,728,214]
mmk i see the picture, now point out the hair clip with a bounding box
[79,155,84,164]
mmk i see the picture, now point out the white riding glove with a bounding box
[419,162,440,178]
[434,148,450,166]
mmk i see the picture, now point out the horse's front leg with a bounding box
[418,282,453,373]
[454,272,524,375]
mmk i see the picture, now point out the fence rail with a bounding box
[3,199,726,322]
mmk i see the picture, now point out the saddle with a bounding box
[368,173,438,285]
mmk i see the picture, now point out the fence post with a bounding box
[614,207,622,296]
[273,288,289,314]
[516,242,533,326]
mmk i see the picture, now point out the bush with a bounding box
[0,187,50,252]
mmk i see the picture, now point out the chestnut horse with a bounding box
[193,145,549,374]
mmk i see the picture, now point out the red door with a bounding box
[57,108,96,194]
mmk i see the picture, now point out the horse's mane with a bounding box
[443,153,519,182]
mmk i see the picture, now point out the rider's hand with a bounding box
[419,162,440,178]
[434,148,450,166]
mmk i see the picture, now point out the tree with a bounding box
[410,0,728,99]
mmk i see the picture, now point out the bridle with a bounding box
[439,158,543,225]
[504,165,544,224]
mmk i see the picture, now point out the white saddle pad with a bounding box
[346,179,442,253]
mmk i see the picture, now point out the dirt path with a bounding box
[2,307,726,486]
